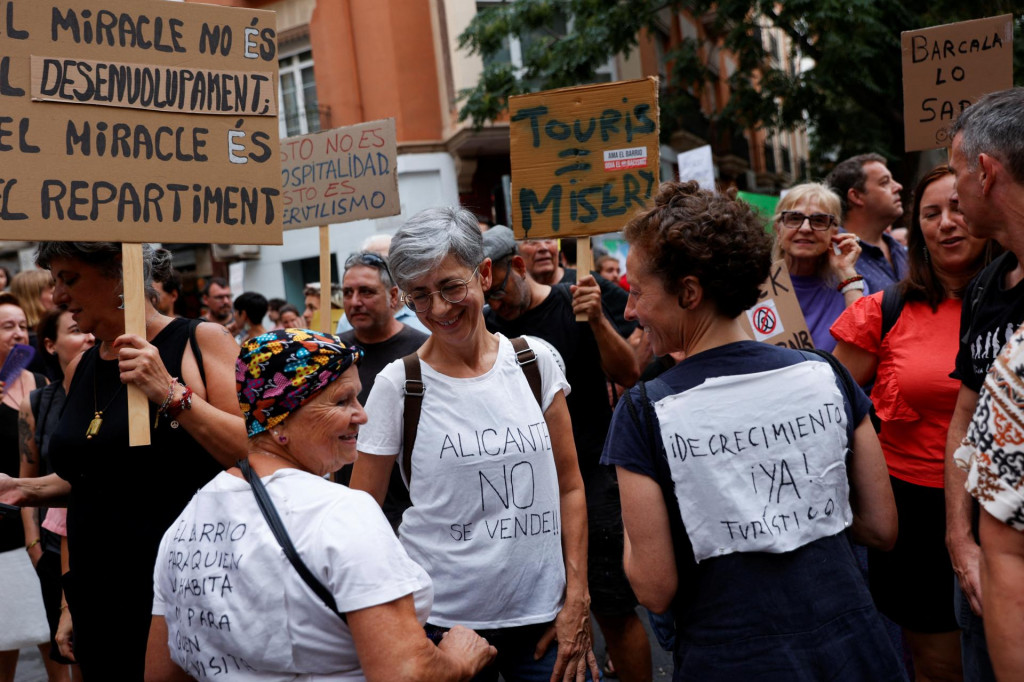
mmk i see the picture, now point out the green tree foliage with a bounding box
[458,1,1024,180]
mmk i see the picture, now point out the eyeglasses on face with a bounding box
[402,268,479,313]
[779,211,836,231]
[484,257,513,302]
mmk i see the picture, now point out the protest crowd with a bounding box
[2,64,1024,682]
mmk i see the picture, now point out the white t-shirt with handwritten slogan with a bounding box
[358,334,570,629]
[653,361,854,563]
[152,469,432,681]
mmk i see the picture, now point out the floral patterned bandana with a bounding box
[236,328,363,438]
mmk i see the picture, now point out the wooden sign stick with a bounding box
[122,243,151,447]
[319,225,332,334]
[574,237,592,322]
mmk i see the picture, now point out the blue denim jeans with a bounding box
[954,576,996,682]
[424,622,599,682]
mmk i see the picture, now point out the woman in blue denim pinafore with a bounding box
[601,181,908,681]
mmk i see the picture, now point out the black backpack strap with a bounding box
[188,319,207,387]
[401,353,424,488]
[238,459,347,623]
[879,283,906,344]
[510,336,542,407]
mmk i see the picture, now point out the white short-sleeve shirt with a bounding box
[358,334,570,629]
[152,469,432,681]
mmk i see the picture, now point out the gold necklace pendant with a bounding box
[86,412,103,439]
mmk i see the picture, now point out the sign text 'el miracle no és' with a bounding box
[280,118,400,230]
[509,77,660,240]
[0,0,282,244]
[901,14,1013,153]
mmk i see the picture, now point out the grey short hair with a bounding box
[35,241,156,299]
[952,87,1024,184]
[389,207,483,289]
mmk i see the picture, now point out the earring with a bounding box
[117,294,125,310]
[273,430,288,444]
[923,248,931,263]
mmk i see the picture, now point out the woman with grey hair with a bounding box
[351,207,599,681]
[772,182,863,351]
[0,242,246,678]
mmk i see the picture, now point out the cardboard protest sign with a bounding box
[677,144,714,191]
[901,14,1013,152]
[281,119,400,230]
[739,260,813,349]
[509,78,660,240]
[0,0,283,243]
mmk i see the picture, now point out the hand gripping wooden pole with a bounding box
[122,243,151,447]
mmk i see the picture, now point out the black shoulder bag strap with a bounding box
[400,337,543,488]
[237,458,347,623]
[400,353,424,490]
[509,336,543,406]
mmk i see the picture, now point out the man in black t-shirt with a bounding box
[482,227,651,682]
[335,251,426,528]
[946,88,1024,681]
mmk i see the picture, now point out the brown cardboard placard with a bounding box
[738,260,814,350]
[281,119,400,230]
[901,15,1013,152]
[509,78,660,240]
[0,0,282,244]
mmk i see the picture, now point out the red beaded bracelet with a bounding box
[836,275,864,292]
[167,385,193,419]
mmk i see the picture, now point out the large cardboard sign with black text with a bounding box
[739,260,813,350]
[281,119,400,230]
[509,78,659,240]
[901,14,1013,152]
[0,0,282,243]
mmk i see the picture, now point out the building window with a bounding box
[279,48,321,138]
[476,2,616,87]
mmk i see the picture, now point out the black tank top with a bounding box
[49,317,223,673]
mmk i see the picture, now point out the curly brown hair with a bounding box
[624,181,773,318]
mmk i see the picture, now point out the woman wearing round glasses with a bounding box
[350,207,599,681]
[773,183,864,351]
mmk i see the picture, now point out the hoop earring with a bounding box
[117,294,125,310]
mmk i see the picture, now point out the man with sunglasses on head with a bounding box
[335,239,430,336]
[826,153,908,294]
[482,226,651,682]
[335,251,427,529]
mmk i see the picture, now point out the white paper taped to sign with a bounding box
[746,298,784,342]
[653,361,853,562]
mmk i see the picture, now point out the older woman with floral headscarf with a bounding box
[145,328,495,682]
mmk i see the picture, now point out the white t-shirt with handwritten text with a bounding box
[152,469,432,681]
[358,334,570,629]
[654,361,854,562]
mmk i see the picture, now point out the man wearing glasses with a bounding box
[335,251,427,529]
[826,153,908,293]
[481,226,652,681]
